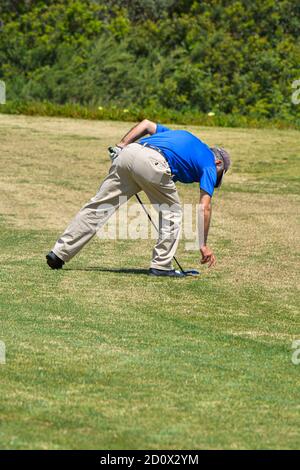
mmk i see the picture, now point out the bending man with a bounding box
[46,120,231,277]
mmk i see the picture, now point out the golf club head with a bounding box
[183,269,200,276]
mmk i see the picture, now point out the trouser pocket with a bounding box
[148,155,172,186]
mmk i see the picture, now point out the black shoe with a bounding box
[149,268,185,278]
[46,251,64,270]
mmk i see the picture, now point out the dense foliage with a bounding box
[0,0,299,123]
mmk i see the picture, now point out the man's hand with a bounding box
[108,145,122,162]
[200,245,216,268]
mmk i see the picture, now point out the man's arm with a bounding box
[198,190,216,267]
[108,119,157,162]
[117,119,157,148]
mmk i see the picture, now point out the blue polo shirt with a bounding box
[139,123,217,196]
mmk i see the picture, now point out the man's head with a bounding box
[211,147,231,188]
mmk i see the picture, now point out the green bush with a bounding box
[1,100,299,130]
[0,0,299,123]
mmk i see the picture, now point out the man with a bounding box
[46,120,231,277]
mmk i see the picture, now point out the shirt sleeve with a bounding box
[156,123,171,133]
[199,167,217,197]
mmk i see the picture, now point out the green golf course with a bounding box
[0,114,299,449]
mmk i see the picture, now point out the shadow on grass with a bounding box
[65,266,149,275]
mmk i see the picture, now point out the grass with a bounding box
[1,100,300,130]
[0,114,299,449]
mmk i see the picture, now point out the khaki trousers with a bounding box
[52,143,182,270]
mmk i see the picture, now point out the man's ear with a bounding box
[215,158,222,166]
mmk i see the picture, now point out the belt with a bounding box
[138,142,167,161]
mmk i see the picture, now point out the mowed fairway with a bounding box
[0,114,299,450]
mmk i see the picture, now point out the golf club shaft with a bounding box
[135,194,185,273]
